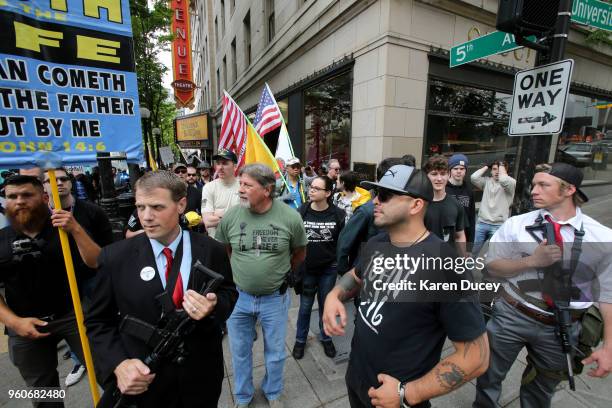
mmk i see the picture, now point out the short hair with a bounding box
[401,154,416,167]
[327,159,340,169]
[377,157,405,181]
[239,163,276,195]
[490,160,508,169]
[423,155,448,174]
[5,175,44,192]
[134,170,187,202]
[534,163,584,207]
[339,171,359,192]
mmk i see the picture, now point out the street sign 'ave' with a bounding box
[450,31,536,68]
[509,59,574,136]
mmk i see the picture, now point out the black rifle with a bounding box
[97,261,224,408]
[544,222,576,391]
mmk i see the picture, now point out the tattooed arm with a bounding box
[404,333,489,405]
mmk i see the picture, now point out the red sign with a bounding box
[171,0,196,108]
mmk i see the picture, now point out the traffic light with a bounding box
[496,0,560,36]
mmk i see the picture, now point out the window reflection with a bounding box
[304,72,352,170]
[426,80,518,175]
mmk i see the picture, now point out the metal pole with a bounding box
[514,0,571,214]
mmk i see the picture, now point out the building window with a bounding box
[231,38,237,83]
[222,56,227,91]
[555,93,612,180]
[214,17,218,48]
[304,71,352,170]
[220,0,225,36]
[425,79,518,175]
[243,10,251,66]
[207,80,210,108]
[204,37,208,63]
[266,0,275,43]
[216,69,220,99]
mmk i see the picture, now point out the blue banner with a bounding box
[0,0,143,167]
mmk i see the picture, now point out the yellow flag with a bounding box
[244,122,279,172]
[148,147,158,171]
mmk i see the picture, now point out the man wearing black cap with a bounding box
[197,161,212,188]
[323,165,489,408]
[474,162,612,408]
[201,149,240,239]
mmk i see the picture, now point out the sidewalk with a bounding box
[1,195,612,407]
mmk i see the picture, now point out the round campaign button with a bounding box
[140,266,156,282]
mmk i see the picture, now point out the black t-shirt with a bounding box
[424,194,466,243]
[0,219,79,318]
[186,184,202,214]
[347,232,486,404]
[72,199,114,280]
[298,202,345,271]
[446,181,475,243]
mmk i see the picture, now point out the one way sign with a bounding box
[509,59,573,136]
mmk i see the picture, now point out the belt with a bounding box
[501,289,585,326]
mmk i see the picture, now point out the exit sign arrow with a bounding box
[450,31,536,68]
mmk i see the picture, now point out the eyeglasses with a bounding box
[309,186,328,192]
[186,173,197,177]
[174,169,187,174]
[43,176,70,184]
[329,167,340,172]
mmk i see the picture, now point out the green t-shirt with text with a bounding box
[216,200,307,295]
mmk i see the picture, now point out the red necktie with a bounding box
[162,247,184,309]
[545,215,564,250]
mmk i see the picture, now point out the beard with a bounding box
[6,202,50,233]
[239,198,251,209]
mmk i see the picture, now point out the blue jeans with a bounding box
[227,288,290,404]
[295,265,337,344]
[473,220,502,256]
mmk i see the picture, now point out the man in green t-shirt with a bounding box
[217,163,307,408]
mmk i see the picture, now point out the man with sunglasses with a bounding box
[276,157,307,209]
[42,168,114,386]
[184,165,203,214]
[323,165,488,408]
[326,159,342,192]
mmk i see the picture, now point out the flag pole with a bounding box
[264,83,305,204]
[47,170,100,406]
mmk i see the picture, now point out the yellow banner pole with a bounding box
[47,170,100,405]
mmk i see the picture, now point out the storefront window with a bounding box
[304,72,352,170]
[425,80,518,175]
[556,94,611,182]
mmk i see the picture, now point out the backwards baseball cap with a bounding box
[213,149,238,163]
[361,165,434,202]
[286,157,301,166]
[449,153,469,170]
[539,162,588,203]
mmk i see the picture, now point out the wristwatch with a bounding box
[397,381,411,408]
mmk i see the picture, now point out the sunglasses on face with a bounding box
[44,176,70,183]
[187,173,197,177]
[375,188,414,203]
[174,169,187,174]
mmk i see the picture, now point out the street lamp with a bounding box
[140,107,151,170]
[152,127,162,168]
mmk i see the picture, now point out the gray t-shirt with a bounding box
[216,200,308,295]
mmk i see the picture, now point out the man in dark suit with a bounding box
[86,170,237,407]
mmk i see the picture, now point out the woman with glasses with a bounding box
[293,176,346,360]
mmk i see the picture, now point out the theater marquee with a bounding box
[171,0,196,108]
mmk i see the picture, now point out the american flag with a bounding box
[220,92,247,169]
[254,84,282,137]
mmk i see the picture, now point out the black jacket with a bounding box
[336,200,379,275]
[85,231,237,386]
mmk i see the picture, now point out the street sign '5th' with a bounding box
[509,60,574,136]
